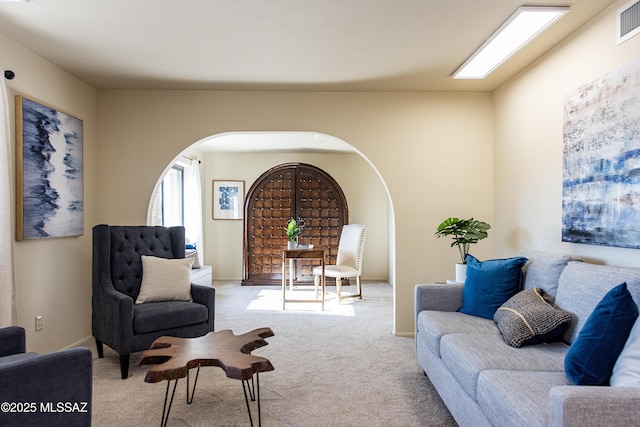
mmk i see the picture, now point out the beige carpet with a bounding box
[87,281,456,426]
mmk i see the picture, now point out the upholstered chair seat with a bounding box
[132,301,209,334]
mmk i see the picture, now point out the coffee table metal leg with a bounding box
[161,379,178,427]
[186,365,201,404]
[256,373,261,427]
[160,369,261,427]
[244,375,256,401]
[241,372,261,427]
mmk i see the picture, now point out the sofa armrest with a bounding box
[415,283,463,312]
[549,385,640,427]
[0,326,26,357]
[415,283,463,333]
[191,283,215,330]
[0,347,92,427]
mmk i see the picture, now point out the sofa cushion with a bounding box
[133,300,208,334]
[440,333,567,400]
[494,288,572,348]
[518,250,580,298]
[565,283,638,385]
[555,262,640,344]
[417,310,500,357]
[477,370,571,427]
[459,255,528,319]
[611,317,640,387]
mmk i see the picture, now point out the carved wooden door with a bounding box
[243,163,348,285]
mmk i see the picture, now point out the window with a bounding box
[150,158,203,261]
[153,165,184,226]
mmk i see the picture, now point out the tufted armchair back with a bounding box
[95,225,185,300]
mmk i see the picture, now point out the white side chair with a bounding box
[313,224,366,300]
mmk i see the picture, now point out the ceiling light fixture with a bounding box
[452,5,570,79]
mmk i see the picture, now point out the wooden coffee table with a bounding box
[136,328,274,427]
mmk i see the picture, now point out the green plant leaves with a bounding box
[434,217,491,263]
[285,218,301,241]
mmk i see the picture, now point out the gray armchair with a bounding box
[92,224,215,379]
[0,326,92,427]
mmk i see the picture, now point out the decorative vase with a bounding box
[455,263,467,283]
[288,240,296,249]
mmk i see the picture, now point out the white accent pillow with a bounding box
[136,256,194,304]
[611,316,640,387]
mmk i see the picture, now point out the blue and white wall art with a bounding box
[212,180,244,220]
[17,96,83,240]
[563,57,640,248]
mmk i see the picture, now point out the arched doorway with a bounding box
[242,162,348,286]
[147,131,395,331]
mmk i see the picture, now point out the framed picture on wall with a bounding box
[15,96,84,240]
[562,56,640,248]
[212,180,244,220]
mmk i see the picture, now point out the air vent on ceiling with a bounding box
[617,0,640,45]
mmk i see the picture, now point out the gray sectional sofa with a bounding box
[415,251,640,427]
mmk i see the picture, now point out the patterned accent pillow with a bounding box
[494,288,572,348]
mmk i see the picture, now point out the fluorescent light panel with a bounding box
[452,6,570,79]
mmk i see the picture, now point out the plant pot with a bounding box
[455,263,467,284]
[287,240,296,249]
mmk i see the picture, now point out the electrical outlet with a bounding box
[35,315,43,331]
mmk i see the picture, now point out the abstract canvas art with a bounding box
[16,96,83,240]
[562,57,640,248]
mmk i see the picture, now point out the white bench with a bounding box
[190,265,212,287]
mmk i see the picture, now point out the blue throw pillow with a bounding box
[564,282,639,385]
[459,254,528,319]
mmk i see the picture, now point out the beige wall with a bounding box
[202,151,389,281]
[0,33,98,353]
[494,0,640,268]
[98,90,494,336]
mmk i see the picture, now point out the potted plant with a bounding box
[285,218,301,249]
[434,217,491,282]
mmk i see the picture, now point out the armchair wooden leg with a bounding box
[96,339,104,358]
[336,277,342,299]
[120,354,130,379]
[357,276,362,299]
